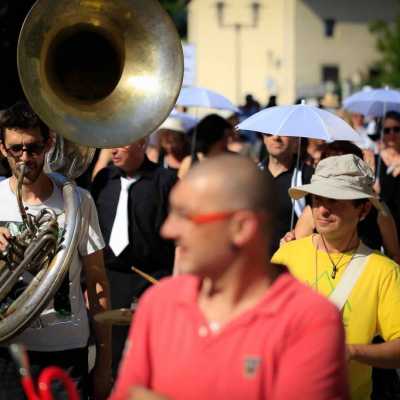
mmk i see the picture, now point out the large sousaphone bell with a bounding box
[0,0,183,342]
[18,0,183,148]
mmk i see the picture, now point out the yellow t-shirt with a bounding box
[272,235,400,400]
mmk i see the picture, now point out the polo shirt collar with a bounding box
[175,269,294,318]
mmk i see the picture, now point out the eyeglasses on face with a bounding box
[169,208,264,225]
[383,126,400,135]
[187,210,239,224]
[170,209,239,225]
[4,142,46,157]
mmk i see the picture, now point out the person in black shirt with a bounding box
[178,114,233,178]
[378,111,400,242]
[91,137,177,376]
[259,134,313,252]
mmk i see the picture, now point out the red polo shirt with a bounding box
[110,272,348,400]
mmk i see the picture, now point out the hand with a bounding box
[90,364,113,400]
[373,179,381,196]
[130,387,170,400]
[346,344,357,362]
[362,149,376,173]
[0,227,11,252]
[279,230,296,247]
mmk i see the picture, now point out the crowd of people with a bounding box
[0,96,399,399]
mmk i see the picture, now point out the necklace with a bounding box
[318,232,358,279]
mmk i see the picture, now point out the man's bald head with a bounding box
[163,154,276,275]
[184,154,276,215]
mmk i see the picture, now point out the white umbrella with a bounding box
[169,109,199,132]
[343,87,400,177]
[237,103,361,230]
[176,86,239,164]
[237,103,360,141]
[176,86,239,113]
[343,87,400,117]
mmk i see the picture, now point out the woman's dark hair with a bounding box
[194,114,232,154]
[320,140,363,161]
[385,111,400,123]
[0,101,50,142]
[353,198,369,207]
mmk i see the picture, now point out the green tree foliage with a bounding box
[369,5,400,87]
[159,0,188,38]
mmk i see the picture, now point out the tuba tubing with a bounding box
[0,0,183,342]
[0,175,81,342]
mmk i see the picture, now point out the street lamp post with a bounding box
[215,1,261,105]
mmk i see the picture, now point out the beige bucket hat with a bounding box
[289,154,383,212]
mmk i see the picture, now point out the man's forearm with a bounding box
[93,321,112,369]
[83,251,112,369]
[91,292,112,369]
[378,211,400,261]
[348,338,400,368]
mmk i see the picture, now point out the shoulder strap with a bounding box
[329,242,372,310]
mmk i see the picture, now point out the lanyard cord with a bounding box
[317,231,358,279]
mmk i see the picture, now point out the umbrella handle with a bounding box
[38,366,79,400]
[190,126,199,164]
[21,377,40,400]
[376,108,387,181]
[9,344,79,400]
[290,137,302,231]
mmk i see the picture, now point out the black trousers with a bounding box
[371,337,400,400]
[106,267,170,377]
[0,346,89,400]
[106,269,141,378]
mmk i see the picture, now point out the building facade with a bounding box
[187,0,397,106]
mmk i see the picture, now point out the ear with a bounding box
[359,201,372,221]
[44,135,54,153]
[229,211,258,247]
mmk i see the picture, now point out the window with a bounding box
[322,65,339,83]
[324,18,336,38]
[368,67,381,82]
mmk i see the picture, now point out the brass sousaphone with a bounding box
[0,0,183,341]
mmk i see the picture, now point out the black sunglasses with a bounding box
[4,142,46,157]
[383,126,400,135]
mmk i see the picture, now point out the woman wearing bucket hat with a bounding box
[272,154,400,400]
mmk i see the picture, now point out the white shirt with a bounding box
[0,177,105,351]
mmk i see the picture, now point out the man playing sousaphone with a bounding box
[0,102,112,399]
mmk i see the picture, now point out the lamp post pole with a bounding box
[216,1,261,105]
[234,23,241,104]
